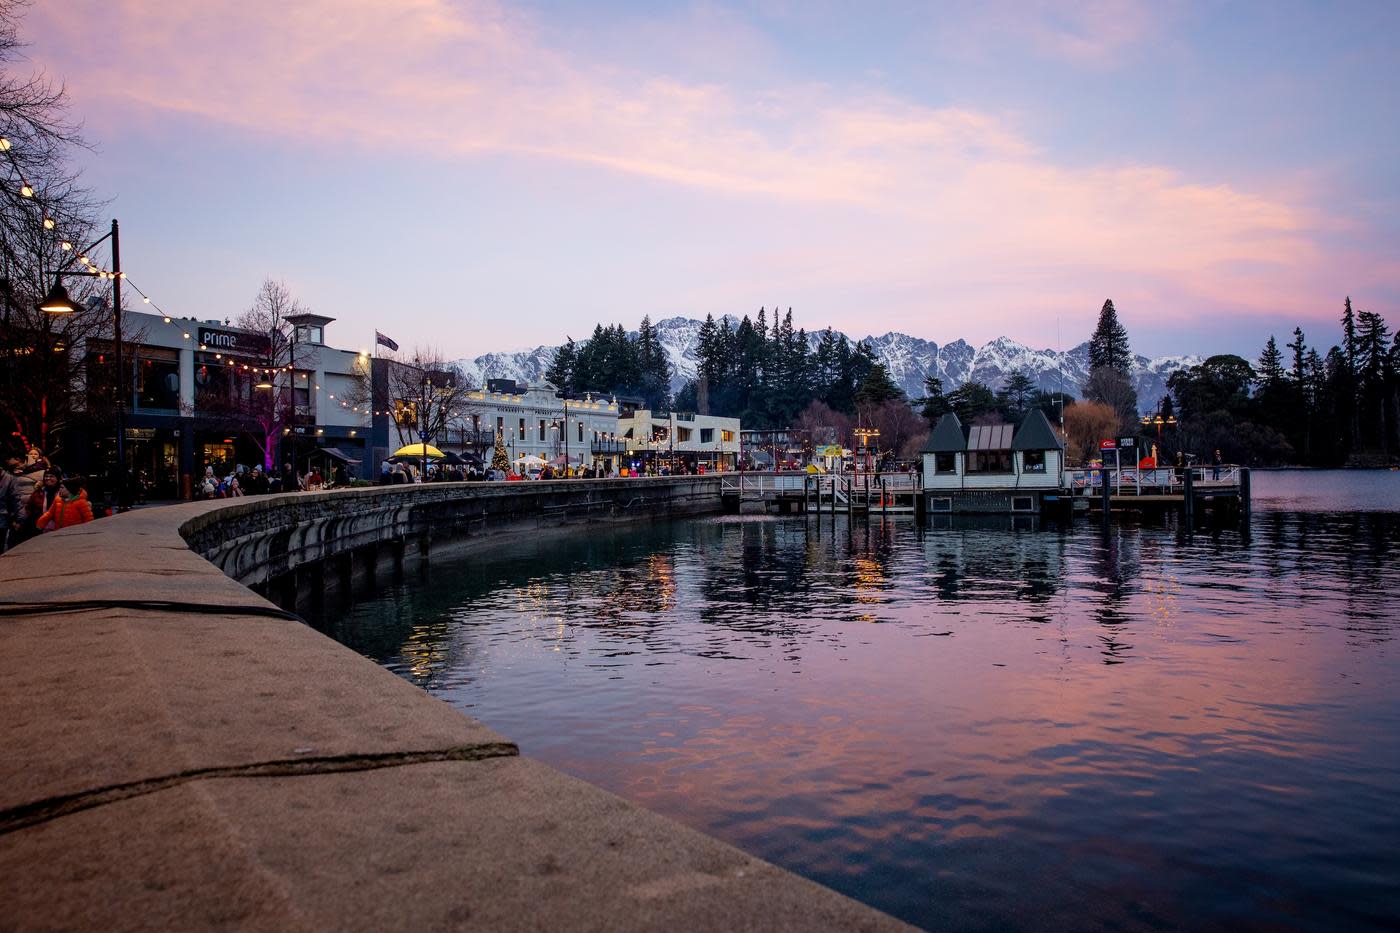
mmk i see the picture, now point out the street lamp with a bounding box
[39,219,128,511]
[1140,413,1177,441]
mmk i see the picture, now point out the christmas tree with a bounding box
[491,431,510,474]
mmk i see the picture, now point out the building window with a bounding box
[496,416,504,435]
[577,421,584,443]
[967,451,1013,473]
[134,349,181,413]
[1012,496,1035,512]
[931,497,953,513]
[934,452,956,474]
[721,430,735,443]
[293,370,314,418]
[1022,450,1047,473]
[539,419,546,442]
[519,417,526,438]
[701,428,714,443]
[678,427,692,443]
[295,324,323,345]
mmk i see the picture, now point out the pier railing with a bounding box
[723,471,921,512]
[1066,465,1241,495]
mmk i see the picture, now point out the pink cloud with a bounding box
[25,0,1385,348]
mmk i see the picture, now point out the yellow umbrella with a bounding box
[391,443,446,459]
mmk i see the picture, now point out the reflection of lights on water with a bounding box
[1145,574,1180,624]
[403,621,452,682]
[852,556,888,608]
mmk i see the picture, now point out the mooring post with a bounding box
[1239,466,1251,526]
[1100,466,1111,523]
[1183,466,1195,534]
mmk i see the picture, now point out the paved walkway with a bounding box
[0,495,908,931]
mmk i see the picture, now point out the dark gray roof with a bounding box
[1012,408,1064,451]
[968,423,1014,451]
[924,413,967,452]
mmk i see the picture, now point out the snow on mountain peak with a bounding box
[451,319,1196,413]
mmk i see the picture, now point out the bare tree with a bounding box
[868,399,928,461]
[380,347,479,454]
[0,0,111,461]
[208,279,307,469]
[1063,401,1119,464]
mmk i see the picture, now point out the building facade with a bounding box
[87,309,371,498]
[618,410,740,473]
[369,378,624,475]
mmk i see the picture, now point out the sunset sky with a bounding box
[25,1,1400,360]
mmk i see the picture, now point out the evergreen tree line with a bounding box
[1166,298,1399,466]
[546,308,905,428]
[544,296,1398,467]
[545,316,674,411]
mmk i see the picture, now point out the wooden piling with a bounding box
[1100,467,1111,523]
[1240,467,1251,526]
[1183,467,1195,534]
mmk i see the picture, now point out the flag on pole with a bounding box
[375,331,399,352]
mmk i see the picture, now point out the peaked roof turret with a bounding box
[924,412,967,452]
[1012,408,1063,451]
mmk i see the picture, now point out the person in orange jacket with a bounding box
[39,476,95,530]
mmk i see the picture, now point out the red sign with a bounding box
[1099,439,1117,450]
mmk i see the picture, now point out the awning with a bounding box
[317,448,361,463]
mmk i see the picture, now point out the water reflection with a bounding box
[323,492,1400,932]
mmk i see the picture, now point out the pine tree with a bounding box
[996,370,1037,421]
[1356,310,1393,450]
[1258,336,1286,388]
[1088,299,1132,372]
[919,374,951,425]
[1287,328,1307,385]
[545,337,578,395]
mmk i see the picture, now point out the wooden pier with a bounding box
[721,465,1250,532]
[720,472,920,516]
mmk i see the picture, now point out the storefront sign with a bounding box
[1099,439,1117,450]
[1117,437,1136,448]
[197,326,271,357]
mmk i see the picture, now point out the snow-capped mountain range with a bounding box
[452,316,1198,414]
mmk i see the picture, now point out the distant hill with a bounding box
[452,316,1198,413]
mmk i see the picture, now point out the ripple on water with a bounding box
[324,490,1400,932]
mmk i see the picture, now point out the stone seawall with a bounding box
[0,481,907,931]
[184,476,724,614]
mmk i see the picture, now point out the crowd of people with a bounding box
[1,450,96,553]
[195,461,353,500]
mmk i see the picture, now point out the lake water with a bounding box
[322,470,1400,931]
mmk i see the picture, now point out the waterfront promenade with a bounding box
[0,482,907,931]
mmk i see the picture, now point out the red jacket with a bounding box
[40,489,94,530]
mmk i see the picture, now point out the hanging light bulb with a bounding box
[43,217,55,229]
[0,138,10,150]
[20,185,33,198]
[162,316,171,323]
[60,241,72,251]
[143,297,151,303]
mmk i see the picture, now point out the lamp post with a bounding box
[39,218,128,510]
[853,426,880,474]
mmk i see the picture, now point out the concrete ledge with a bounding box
[0,484,908,931]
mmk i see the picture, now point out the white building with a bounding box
[921,409,1065,513]
[443,380,622,472]
[617,409,740,473]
